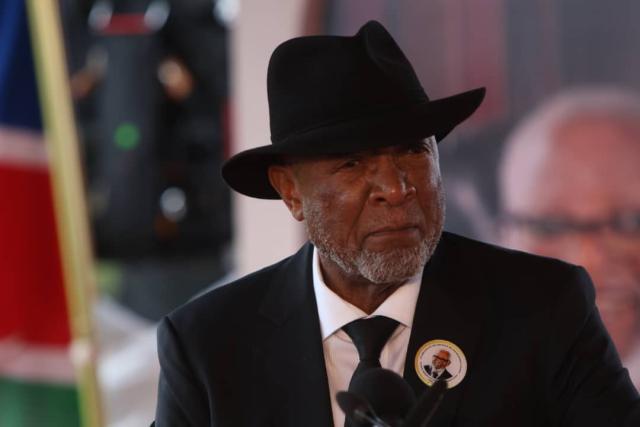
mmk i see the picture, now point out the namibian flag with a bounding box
[0,1,100,426]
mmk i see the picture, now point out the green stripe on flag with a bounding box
[0,377,80,427]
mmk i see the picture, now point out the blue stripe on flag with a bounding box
[0,0,42,131]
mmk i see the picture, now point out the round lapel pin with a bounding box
[415,339,467,389]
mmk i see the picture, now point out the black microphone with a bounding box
[337,368,416,426]
[403,379,447,427]
[336,390,391,427]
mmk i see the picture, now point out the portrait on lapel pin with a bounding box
[424,349,453,380]
[415,339,467,388]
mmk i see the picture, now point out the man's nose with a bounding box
[368,155,416,205]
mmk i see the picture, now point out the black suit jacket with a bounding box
[154,232,640,426]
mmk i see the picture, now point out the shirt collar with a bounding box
[312,246,423,340]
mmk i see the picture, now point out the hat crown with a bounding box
[267,21,428,144]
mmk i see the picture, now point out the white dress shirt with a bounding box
[624,340,640,391]
[311,247,423,427]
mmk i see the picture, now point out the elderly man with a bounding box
[499,89,640,389]
[154,22,639,426]
[424,350,453,380]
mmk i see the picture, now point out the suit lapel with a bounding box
[252,243,334,427]
[403,232,490,426]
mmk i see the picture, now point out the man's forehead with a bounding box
[502,114,640,213]
[284,136,436,164]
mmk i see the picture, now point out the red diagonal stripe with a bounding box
[0,164,70,346]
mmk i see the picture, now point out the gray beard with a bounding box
[304,204,444,285]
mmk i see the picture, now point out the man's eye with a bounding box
[407,142,429,154]
[340,158,361,168]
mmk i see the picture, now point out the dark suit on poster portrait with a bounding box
[154,232,640,427]
[425,365,452,381]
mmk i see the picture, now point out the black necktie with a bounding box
[342,316,399,387]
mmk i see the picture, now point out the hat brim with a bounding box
[222,87,485,199]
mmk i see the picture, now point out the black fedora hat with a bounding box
[222,20,485,199]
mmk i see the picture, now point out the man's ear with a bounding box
[268,165,305,221]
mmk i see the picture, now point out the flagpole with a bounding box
[25,1,103,426]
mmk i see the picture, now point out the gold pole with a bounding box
[25,1,103,426]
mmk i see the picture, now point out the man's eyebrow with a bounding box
[284,139,433,164]
[282,153,358,164]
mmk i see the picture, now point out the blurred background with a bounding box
[1,0,639,425]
